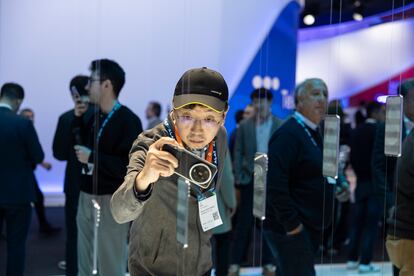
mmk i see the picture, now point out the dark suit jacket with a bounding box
[52,107,93,196]
[0,106,44,203]
[234,115,282,185]
[372,122,407,210]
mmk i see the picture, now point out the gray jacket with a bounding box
[233,115,282,185]
[111,118,227,276]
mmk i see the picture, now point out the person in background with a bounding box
[228,109,245,159]
[0,83,44,276]
[52,75,92,274]
[73,59,142,276]
[145,101,163,130]
[243,103,255,120]
[347,101,385,273]
[354,100,367,128]
[264,78,349,276]
[372,78,414,276]
[230,88,282,276]
[20,108,61,235]
[386,128,414,275]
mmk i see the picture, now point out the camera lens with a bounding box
[189,163,212,187]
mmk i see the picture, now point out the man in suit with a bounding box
[0,83,44,276]
[372,78,414,276]
[347,101,385,273]
[52,75,91,275]
[230,88,282,276]
[20,108,60,235]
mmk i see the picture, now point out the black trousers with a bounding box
[348,195,381,265]
[65,193,79,276]
[33,178,48,227]
[264,226,320,276]
[231,184,274,266]
[212,232,232,276]
[0,203,32,276]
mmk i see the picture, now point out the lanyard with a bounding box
[163,119,218,199]
[293,114,319,148]
[97,102,121,143]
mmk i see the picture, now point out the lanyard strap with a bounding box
[97,102,121,142]
[163,119,218,199]
[293,114,319,148]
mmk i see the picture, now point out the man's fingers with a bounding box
[152,137,179,150]
[152,162,175,177]
[153,150,178,168]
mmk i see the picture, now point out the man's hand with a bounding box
[287,224,303,236]
[74,101,88,117]
[335,182,350,202]
[135,137,179,192]
[40,161,52,171]
[74,145,92,164]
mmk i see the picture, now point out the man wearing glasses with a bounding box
[111,67,229,276]
[72,59,143,276]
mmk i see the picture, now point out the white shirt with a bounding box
[294,111,318,131]
[256,116,273,154]
[0,103,12,110]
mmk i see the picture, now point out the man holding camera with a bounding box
[52,75,92,275]
[111,67,229,276]
[72,59,142,276]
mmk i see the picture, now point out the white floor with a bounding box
[237,263,392,276]
[86,263,390,276]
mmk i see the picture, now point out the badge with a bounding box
[198,194,222,232]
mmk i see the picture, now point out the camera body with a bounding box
[162,144,217,189]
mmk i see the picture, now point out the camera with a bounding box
[162,144,218,189]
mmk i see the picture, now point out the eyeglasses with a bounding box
[176,115,222,128]
[87,77,101,86]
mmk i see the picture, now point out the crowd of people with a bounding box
[1,58,413,276]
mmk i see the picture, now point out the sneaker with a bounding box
[262,264,276,276]
[359,264,380,273]
[228,264,240,276]
[57,260,66,270]
[346,261,359,270]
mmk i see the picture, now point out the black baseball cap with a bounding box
[173,67,229,113]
